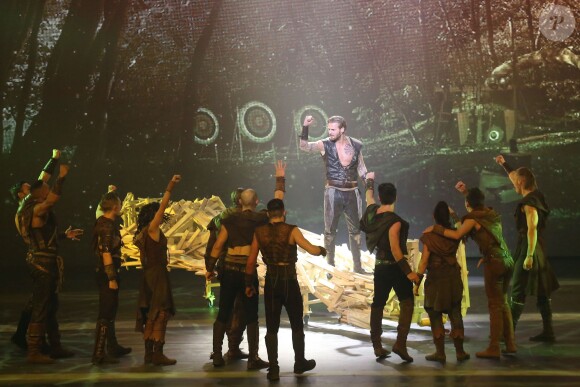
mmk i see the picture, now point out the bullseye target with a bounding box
[238,101,277,143]
[193,108,219,145]
[295,105,328,141]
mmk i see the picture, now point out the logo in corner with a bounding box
[539,4,576,42]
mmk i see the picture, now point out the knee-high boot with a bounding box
[370,307,389,358]
[212,320,227,366]
[151,313,176,366]
[46,318,74,359]
[92,319,119,365]
[27,323,54,364]
[425,311,446,363]
[476,304,502,359]
[265,333,279,381]
[107,320,132,357]
[292,331,316,374]
[225,294,248,360]
[530,298,555,342]
[510,299,525,331]
[392,299,414,362]
[502,304,517,353]
[246,321,269,370]
[11,309,31,350]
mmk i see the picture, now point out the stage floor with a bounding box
[1,271,579,386]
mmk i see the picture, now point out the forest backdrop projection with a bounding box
[1,0,579,276]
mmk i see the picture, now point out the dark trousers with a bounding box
[323,187,362,267]
[96,271,119,321]
[27,257,59,325]
[217,270,258,325]
[264,275,303,335]
[371,264,413,308]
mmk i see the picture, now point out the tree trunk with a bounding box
[484,0,498,66]
[13,0,47,151]
[13,0,105,163]
[524,0,535,51]
[176,0,224,165]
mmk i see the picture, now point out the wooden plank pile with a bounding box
[118,193,470,329]
[119,193,226,273]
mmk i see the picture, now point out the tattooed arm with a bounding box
[357,152,368,180]
[299,115,324,153]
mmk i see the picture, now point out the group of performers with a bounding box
[8,114,558,380]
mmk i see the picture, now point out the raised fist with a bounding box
[455,181,467,195]
[171,175,181,183]
[52,149,61,159]
[59,164,70,177]
[108,185,117,192]
[366,171,375,180]
[495,155,506,165]
[303,115,314,127]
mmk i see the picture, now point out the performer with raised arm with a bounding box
[424,183,516,359]
[245,199,326,380]
[17,163,83,364]
[10,149,63,350]
[206,161,286,369]
[417,201,469,363]
[92,190,132,364]
[360,175,419,362]
[205,187,249,361]
[495,156,559,342]
[134,175,181,366]
[299,115,370,273]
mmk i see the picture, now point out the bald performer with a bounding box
[206,161,286,369]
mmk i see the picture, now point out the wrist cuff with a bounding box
[104,264,117,281]
[206,256,218,273]
[365,178,375,191]
[318,246,327,256]
[245,273,255,288]
[43,158,58,175]
[300,125,309,141]
[502,162,515,174]
[275,176,285,192]
[397,259,412,275]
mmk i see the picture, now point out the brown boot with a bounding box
[27,323,54,364]
[501,304,517,354]
[476,305,501,359]
[425,330,446,364]
[152,341,176,366]
[392,299,414,362]
[144,339,154,364]
[225,295,248,360]
[246,321,269,370]
[370,307,390,358]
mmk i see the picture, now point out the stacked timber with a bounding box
[118,193,469,329]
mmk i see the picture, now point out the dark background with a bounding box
[1,0,579,288]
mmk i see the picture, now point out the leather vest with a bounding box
[93,216,122,269]
[372,212,409,262]
[17,196,58,256]
[322,137,362,182]
[221,210,268,249]
[135,226,169,269]
[255,222,298,265]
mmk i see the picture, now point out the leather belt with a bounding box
[326,180,358,189]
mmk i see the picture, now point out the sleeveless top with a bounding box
[360,204,408,262]
[254,222,298,265]
[420,231,460,269]
[135,226,169,269]
[322,137,362,182]
[17,195,58,256]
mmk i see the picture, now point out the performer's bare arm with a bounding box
[417,244,430,275]
[424,219,477,239]
[495,155,518,187]
[357,153,368,180]
[210,226,228,261]
[38,149,61,182]
[33,164,69,223]
[246,234,259,275]
[274,160,286,200]
[523,205,538,270]
[365,171,376,206]
[290,227,326,256]
[149,175,181,242]
[299,115,324,153]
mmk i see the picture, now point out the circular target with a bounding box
[193,108,219,145]
[486,125,505,143]
[238,101,276,143]
[295,105,328,141]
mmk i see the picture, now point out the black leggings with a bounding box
[264,275,303,335]
[372,264,413,308]
[217,270,259,324]
[96,271,119,321]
